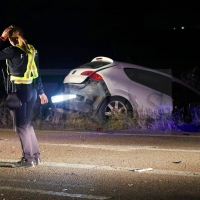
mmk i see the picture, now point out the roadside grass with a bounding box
[0,100,200,132]
[0,99,13,127]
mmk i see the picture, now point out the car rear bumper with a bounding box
[64,80,110,112]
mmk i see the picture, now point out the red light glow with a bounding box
[81,71,103,81]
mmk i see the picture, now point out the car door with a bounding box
[124,68,172,112]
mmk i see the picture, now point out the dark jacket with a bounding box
[0,39,44,94]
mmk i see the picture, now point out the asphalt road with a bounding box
[0,129,200,200]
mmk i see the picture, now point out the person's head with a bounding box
[8,25,30,54]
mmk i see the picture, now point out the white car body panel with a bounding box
[97,66,131,100]
[63,68,91,84]
[91,56,114,63]
[128,80,172,112]
[117,62,173,112]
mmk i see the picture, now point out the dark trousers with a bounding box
[11,84,39,161]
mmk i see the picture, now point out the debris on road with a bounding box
[172,161,182,164]
[130,168,153,172]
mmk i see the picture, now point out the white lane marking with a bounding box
[0,177,91,188]
[0,186,111,200]
[149,169,200,177]
[41,143,200,153]
[0,159,130,171]
[131,168,153,172]
[1,159,200,177]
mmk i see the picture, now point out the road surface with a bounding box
[0,129,200,199]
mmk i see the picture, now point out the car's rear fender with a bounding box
[64,80,111,112]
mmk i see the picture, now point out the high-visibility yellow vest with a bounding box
[6,44,39,84]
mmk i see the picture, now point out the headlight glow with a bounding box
[51,94,76,103]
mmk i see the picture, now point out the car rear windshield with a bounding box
[78,61,111,69]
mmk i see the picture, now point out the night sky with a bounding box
[0,1,200,76]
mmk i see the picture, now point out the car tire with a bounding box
[96,96,133,122]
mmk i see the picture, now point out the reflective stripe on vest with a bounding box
[7,44,39,84]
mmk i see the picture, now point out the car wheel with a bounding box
[96,96,133,122]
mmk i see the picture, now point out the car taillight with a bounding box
[81,71,94,76]
[90,73,103,80]
[81,71,103,81]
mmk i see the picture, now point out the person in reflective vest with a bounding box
[0,25,48,167]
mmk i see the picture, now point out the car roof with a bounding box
[90,57,200,96]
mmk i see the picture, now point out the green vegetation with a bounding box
[0,99,200,132]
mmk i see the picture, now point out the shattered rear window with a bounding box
[78,61,111,69]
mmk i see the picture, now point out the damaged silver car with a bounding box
[57,57,200,122]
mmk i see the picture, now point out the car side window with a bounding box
[124,68,172,96]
